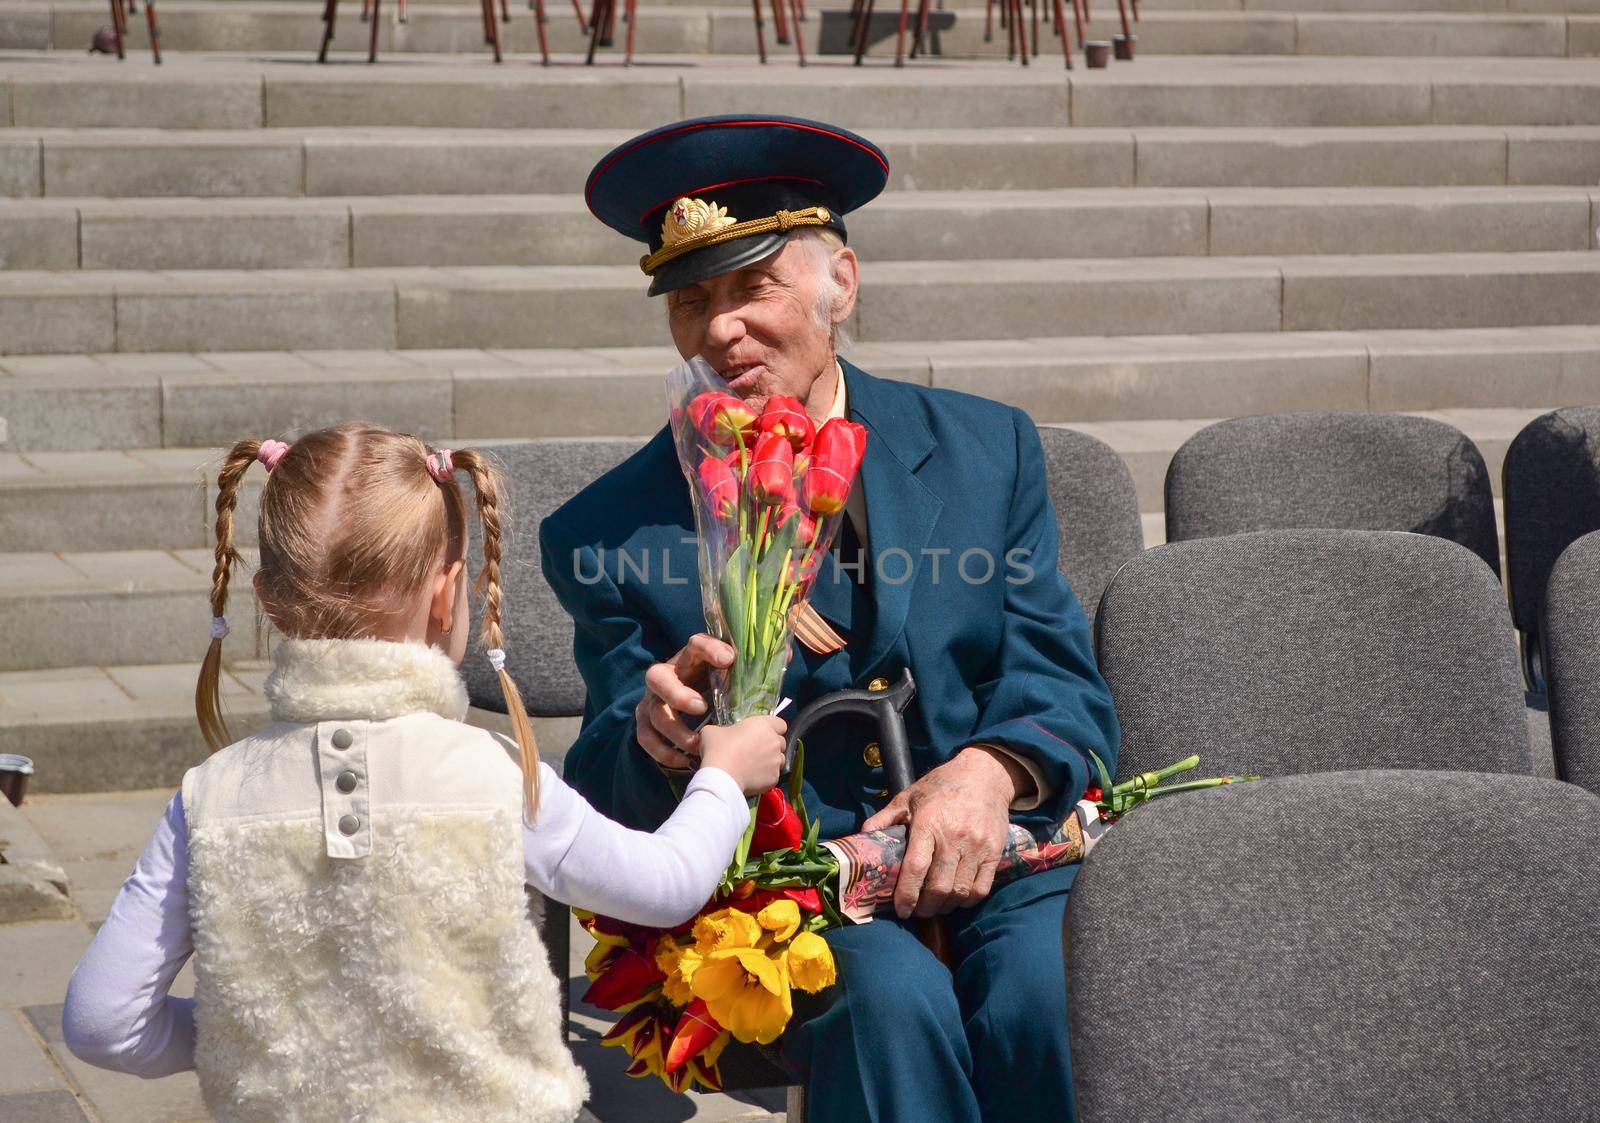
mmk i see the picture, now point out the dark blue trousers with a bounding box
[782,867,1077,1123]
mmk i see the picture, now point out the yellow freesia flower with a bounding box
[689,946,794,1045]
[654,939,703,1007]
[693,907,763,954]
[784,931,837,994]
[756,899,802,942]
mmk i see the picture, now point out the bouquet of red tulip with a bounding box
[667,356,867,723]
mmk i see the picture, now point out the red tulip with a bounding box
[749,432,795,506]
[698,455,739,520]
[665,999,725,1074]
[745,885,824,915]
[751,786,803,853]
[581,946,665,1011]
[804,419,868,516]
[778,501,817,546]
[690,392,756,447]
[758,395,815,453]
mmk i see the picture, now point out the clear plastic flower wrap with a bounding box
[667,356,867,723]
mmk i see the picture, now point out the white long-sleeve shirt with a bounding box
[62,761,749,1079]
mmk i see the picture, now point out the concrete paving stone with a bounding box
[161,365,454,449]
[1569,15,1600,55]
[1507,125,1600,183]
[1432,77,1600,126]
[394,265,659,349]
[681,66,1070,128]
[0,355,112,377]
[0,468,203,551]
[1132,126,1510,188]
[0,371,162,452]
[350,196,611,267]
[1072,72,1434,129]
[1281,251,1600,331]
[0,137,43,199]
[264,69,683,130]
[883,128,1135,190]
[0,5,52,48]
[454,365,671,438]
[0,922,90,1006]
[0,554,96,595]
[1207,186,1593,255]
[10,71,263,129]
[0,1012,70,1095]
[113,275,397,352]
[0,279,113,355]
[1368,326,1600,409]
[0,666,132,717]
[0,202,77,270]
[41,132,304,199]
[0,577,226,672]
[0,1090,90,1121]
[303,130,623,196]
[931,337,1370,421]
[92,352,215,375]
[857,257,1283,341]
[293,347,425,367]
[1295,13,1567,57]
[80,199,350,270]
[49,1046,210,1123]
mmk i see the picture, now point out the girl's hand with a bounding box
[699,715,788,796]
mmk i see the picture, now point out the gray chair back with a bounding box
[1503,405,1600,695]
[1067,770,1600,1122]
[460,438,645,716]
[1037,426,1145,623]
[1544,529,1600,796]
[1094,529,1531,783]
[1165,411,1501,577]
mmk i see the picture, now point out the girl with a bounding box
[61,422,786,1122]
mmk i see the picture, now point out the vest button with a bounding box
[331,728,353,749]
[336,771,358,794]
[863,742,882,768]
[338,813,361,836]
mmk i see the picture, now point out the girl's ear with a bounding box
[430,559,466,633]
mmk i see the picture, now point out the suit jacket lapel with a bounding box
[844,361,943,675]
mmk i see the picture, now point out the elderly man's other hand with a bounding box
[862,746,1030,919]
[635,633,735,770]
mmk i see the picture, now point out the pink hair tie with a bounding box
[257,439,291,472]
[426,449,455,482]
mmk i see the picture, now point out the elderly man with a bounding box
[541,116,1119,1122]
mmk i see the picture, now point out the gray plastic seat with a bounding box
[1165,411,1501,577]
[1503,405,1600,697]
[1544,529,1600,797]
[1094,529,1531,784]
[458,438,644,717]
[1038,425,1145,624]
[1067,769,1600,1123]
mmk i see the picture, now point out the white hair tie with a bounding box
[210,616,230,640]
[486,648,507,673]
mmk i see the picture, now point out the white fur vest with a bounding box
[181,638,587,1123]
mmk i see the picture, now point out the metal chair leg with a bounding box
[571,0,587,30]
[108,0,126,58]
[584,0,608,62]
[851,0,873,61]
[317,0,337,61]
[144,0,161,62]
[772,0,791,45]
[1031,0,1039,55]
[367,0,381,60]
[751,0,768,62]
[790,0,806,62]
[1049,0,1072,67]
[1114,0,1131,38]
[532,0,550,62]
[624,0,637,64]
[909,0,931,58]
[484,0,504,60]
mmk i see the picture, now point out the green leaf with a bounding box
[788,737,808,818]
[1087,747,1114,796]
[720,545,752,658]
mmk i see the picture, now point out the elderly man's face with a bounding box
[665,236,858,418]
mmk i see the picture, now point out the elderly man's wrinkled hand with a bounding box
[861,746,1026,919]
[635,633,735,771]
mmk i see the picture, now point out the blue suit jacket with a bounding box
[541,361,1120,849]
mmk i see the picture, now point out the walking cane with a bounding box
[781,670,954,967]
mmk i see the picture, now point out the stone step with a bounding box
[9,123,1600,202]
[7,1,1598,58]
[4,252,1600,354]
[3,327,1593,539]
[4,54,1600,131]
[2,186,1595,270]
[48,0,1600,11]
[0,405,1547,670]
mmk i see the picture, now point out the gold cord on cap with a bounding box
[641,198,834,276]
